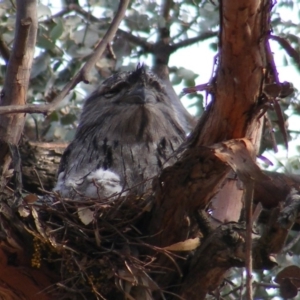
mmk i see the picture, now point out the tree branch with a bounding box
[0,36,10,63]
[0,104,53,115]
[170,31,217,52]
[117,28,153,51]
[161,0,173,22]
[270,34,300,70]
[0,0,38,179]
[172,15,199,41]
[65,4,106,23]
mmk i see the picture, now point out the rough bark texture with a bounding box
[192,0,268,146]
[19,142,67,192]
[0,0,37,179]
[180,223,246,299]
[190,0,270,223]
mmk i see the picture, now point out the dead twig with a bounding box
[270,34,300,70]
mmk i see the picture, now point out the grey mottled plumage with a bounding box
[54,65,186,199]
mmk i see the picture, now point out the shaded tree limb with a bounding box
[190,0,270,147]
[117,28,153,51]
[244,181,255,300]
[186,0,271,227]
[270,34,300,71]
[0,36,10,63]
[182,187,300,300]
[170,31,218,52]
[172,15,199,41]
[252,190,300,272]
[161,0,173,22]
[0,103,61,115]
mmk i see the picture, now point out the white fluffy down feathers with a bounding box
[54,168,126,200]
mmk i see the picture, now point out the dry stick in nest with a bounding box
[244,180,255,300]
[33,200,158,298]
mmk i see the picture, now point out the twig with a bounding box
[67,4,100,22]
[161,0,173,22]
[244,180,255,300]
[0,36,10,63]
[182,82,212,94]
[54,0,130,108]
[270,34,300,70]
[170,31,217,52]
[0,103,62,115]
[265,39,280,83]
[33,168,45,191]
[172,15,199,41]
[283,233,300,252]
[8,143,23,206]
[117,28,153,51]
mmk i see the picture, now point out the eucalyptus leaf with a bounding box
[37,3,52,18]
[50,18,64,41]
[37,34,55,50]
[31,53,51,79]
[72,28,99,47]
[61,114,77,126]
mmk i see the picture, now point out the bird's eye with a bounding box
[104,89,120,98]
[103,83,128,98]
[151,80,163,92]
[104,91,117,98]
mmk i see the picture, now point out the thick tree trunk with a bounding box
[147,0,273,297]
[191,0,270,223]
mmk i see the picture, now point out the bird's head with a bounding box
[87,64,171,106]
[78,65,185,143]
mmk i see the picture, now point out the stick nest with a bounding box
[1,192,160,299]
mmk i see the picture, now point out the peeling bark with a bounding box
[190,0,271,224]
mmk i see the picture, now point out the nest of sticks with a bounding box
[0,191,169,300]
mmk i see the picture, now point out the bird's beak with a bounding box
[124,87,157,104]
